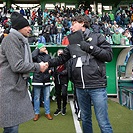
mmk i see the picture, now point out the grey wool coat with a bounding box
[0,29,40,127]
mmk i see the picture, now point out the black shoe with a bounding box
[77,110,81,121]
[54,109,61,116]
[62,108,66,116]
[77,117,81,121]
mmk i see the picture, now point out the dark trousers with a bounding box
[55,83,68,109]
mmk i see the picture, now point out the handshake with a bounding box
[39,62,49,72]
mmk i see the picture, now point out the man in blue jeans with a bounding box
[44,15,113,133]
[32,43,53,121]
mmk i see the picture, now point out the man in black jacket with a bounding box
[32,43,53,121]
[43,15,113,133]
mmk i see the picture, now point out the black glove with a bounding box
[80,41,92,53]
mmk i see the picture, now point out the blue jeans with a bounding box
[3,125,19,133]
[76,88,113,133]
[34,85,50,114]
[57,33,62,44]
[50,34,57,44]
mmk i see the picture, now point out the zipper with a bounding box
[58,75,60,84]
[81,66,85,89]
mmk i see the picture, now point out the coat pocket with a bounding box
[14,74,27,91]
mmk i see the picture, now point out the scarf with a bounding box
[57,65,65,72]
[10,28,33,79]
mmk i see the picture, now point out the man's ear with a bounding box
[81,22,84,27]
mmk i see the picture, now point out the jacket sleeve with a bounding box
[80,33,113,62]
[32,48,39,62]
[2,35,40,73]
[48,47,71,67]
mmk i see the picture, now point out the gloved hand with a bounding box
[80,41,92,53]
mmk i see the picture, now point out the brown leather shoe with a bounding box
[33,114,40,121]
[45,114,53,120]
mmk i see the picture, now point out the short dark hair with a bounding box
[71,15,90,28]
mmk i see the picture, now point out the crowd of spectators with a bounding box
[0,3,133,45]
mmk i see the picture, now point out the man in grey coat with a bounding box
[0,12,46,133]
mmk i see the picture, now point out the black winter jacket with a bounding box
[32,48,52,84]
[48,29,113,89]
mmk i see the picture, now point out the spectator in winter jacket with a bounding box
[28,33,37,45]
[56,21,64,44]
[37,33,46,44]
[103,12,111,23]
[49,23,58,44]
[0,29,9,43]
[109,11,115,24]
[32,43,53,121]
[90,19,101,33]
[121,29,131,45]
[112,30,122,45]
[42,15,113,133]
[111,21,118,33]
